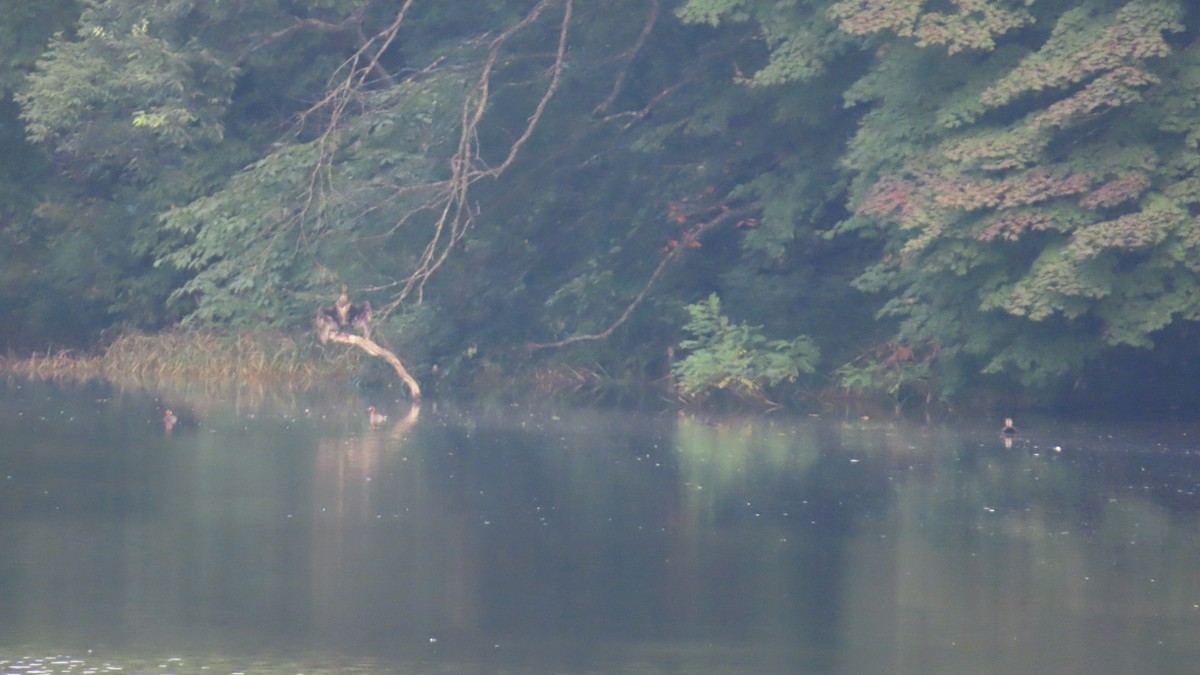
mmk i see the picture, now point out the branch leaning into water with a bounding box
[527,202,762,352]
[325,331,422,399]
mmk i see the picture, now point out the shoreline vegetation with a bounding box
[0,331,363,390]
[0,329,725,410]
[0,329,915,413]
[0,330,1127,421]
[0,330,987,416]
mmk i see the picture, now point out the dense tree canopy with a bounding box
[4,0,1200,410]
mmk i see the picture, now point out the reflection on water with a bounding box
[1,380,1199,673]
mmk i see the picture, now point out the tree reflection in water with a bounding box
[1,382,1199,673]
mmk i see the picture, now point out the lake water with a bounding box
[1,379,1199,674]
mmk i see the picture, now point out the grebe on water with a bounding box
[368,406,388,429]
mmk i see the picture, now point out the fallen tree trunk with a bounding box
[326,332,422,399]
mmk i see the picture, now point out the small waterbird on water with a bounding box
[1001,417,1016,448]
[368,406,388,429]
[163,409,178,433]
[1001,417,1016,437]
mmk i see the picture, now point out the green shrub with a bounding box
[673,293,819,403]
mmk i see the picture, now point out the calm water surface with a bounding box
[1,380,1199,673]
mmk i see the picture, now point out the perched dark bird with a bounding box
[316,284,372,343]
[368,406,388,429]
[316,306,339,344]
[335,285,372,335]
[335,285,352,326]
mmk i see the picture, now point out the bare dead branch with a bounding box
[527,202,763,351]
[599,79,687,129]
[593,0,659,116]
[255,0,576,329]
[381,0,574,314]
[246,7,366,55]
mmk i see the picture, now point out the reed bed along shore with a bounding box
[1,330,362,388]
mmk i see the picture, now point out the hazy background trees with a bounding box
[4,0,1199,411]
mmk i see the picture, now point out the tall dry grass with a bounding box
[1,330,362,388]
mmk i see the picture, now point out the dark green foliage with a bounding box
[158,72,469,328]
[814,0,1200,399]
[0,0,80,95]
[7,0,1200,409]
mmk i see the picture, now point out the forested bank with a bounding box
[3,0,1200,412]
